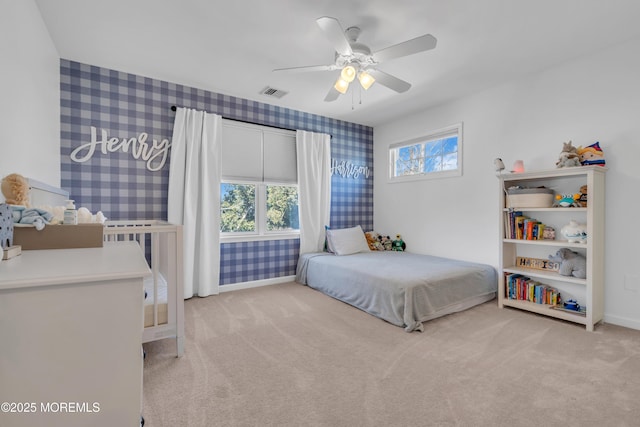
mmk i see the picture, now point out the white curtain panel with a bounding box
[168,107,222,297]
[296,130,331,254]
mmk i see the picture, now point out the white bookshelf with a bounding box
[497,166,606,331]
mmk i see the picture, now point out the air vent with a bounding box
[259,86,288,99]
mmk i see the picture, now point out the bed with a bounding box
[296,251,497,332]
[104,220,184,356]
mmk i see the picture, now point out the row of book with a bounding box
[505,273,561,305]
[504,210,552,240]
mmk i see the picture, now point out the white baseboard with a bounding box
[603,313,640,331]
[219,275,296,293]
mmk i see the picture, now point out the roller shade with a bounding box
[221,121,296,183]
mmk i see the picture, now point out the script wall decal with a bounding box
[70,126,171,172]
[331,158,371,179]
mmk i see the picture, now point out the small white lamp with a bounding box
[512,160,525,173]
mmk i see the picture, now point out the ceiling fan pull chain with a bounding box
[351,87,355,110]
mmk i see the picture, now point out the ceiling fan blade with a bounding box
[372,34,437,63]
[316,16,353,56]
[367,69,411,93]
[273,64,338,73]
[324,87,340,102]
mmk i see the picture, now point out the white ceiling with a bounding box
[35,0,640,127]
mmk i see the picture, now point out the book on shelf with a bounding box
[504,272,560,305]
[504,209,549,241]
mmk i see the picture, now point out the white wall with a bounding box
[0,0,60,200]
[374,36,640,330]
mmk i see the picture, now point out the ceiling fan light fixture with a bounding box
[358,71,375,90]
[334,77,349,94]
[340,65,356,83]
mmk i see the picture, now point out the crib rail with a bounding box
[104,220,184,357]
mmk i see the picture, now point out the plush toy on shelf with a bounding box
[1,173,30,207]
[392,234,406,252]
[555,141,581,168]
[577,185,588,207]
[553,193,581,207]
[548,248,586,279]
[577,142,606,166]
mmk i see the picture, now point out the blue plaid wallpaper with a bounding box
[60,59,373,285]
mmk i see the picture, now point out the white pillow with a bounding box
[326,225,371,256]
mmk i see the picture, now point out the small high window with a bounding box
[388,123,462,182]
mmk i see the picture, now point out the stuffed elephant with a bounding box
[549,248,586,279]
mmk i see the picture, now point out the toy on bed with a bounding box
[375,234,391,251]
[577,142,606,166]
[392,234,406,251]
[549,248,586,279]
[365,231,384,251]
[555,141,582,168]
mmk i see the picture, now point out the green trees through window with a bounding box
[221,183,299,234]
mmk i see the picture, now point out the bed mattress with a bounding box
[296,251,497,332]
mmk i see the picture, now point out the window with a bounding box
[388,123,462,182]
[220,121,299,241]
[220,183,256,233]
[266,185,299,232]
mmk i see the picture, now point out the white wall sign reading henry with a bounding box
[70,126,171,172]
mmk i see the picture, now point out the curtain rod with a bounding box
[170,105,331,137]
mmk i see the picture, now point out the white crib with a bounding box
[104,220,184,357]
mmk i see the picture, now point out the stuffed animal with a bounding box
[555,141,581,168]
[365,231,384,251]
[577,142,606,166]
[577,185,588,207]
[380,235,393,251]
[1,173,30,206]
[553,193,581,207]
[392,234,406,252]
[548,248,586,279]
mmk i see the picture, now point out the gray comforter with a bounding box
[296,251,497,332]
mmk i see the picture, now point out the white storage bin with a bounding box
[506,187,554,208]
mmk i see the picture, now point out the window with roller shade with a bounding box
[220,120,299,240]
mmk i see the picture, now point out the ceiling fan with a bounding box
[273,16,437,102]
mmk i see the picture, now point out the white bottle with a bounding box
[63,200,78,225]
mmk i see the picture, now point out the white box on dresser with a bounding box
[0,242,150,427]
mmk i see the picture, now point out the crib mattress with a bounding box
[144,274,168,327]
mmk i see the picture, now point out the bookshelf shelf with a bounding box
[502,207,587,213]
[502,299,588,325]
[498,166,606,331]
[503,239,586,248]
[503,266,587,285]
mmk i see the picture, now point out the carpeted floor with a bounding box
[142,282,640,427]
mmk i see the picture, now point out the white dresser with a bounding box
[0,242,150,427]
